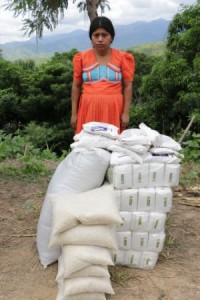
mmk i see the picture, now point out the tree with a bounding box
[167,0,200,65]
[137,1,200,135]
[4,0,110,39]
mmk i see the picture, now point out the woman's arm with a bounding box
[70,81,82,129]
[121,80,133,129]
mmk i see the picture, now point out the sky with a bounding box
[0,0,197,44]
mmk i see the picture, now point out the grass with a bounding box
[109,266,133,287]
[0,158,58,182]
[180,162,200,187]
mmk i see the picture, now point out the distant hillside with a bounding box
[132,41,166,56]
[0,18,170,61]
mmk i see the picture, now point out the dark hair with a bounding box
[89,16,115,40]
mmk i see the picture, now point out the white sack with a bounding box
[118,128,151,145]
[117,143,150,154]
[56,279,106,300]
[71,130,114,149]
[139,123,160,144]
[144,153,181,164]
[61,245,113,278]
[58,292,106,300]
[36,148,111,267]
[83,122,119,139]
[56,257,110,281]
[153,134,182,151]
[150,147,184,158]
[63,277,114,297]
[110,151,134,165]
[110,151,152,165]
[50,184,122,236]
[48,224,118,250]
[108,144,143,164]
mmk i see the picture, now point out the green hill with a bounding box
[131,41,166,56]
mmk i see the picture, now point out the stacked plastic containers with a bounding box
[107,124,182,270]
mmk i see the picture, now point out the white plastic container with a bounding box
[111,250,125,265]
[132,164,149,188]
[117,212,132,231]
[138,188,155,212]
[120,189,138,212]
[131,232,148,251]
[147,231,166,253]
[124,250,141,267]
[116,231,132,250]
[113,164,132,189]
[131,212,149,231]
[164,164,180,186]
[148,212,167,232]
[139,251,159,269]
[149,163,165,186]
[155,187,173,213]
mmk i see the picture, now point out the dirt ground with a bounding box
[0,167,200,300]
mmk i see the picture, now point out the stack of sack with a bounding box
[48,184,122,299]
[70,122,119,150]
[37,133,113,267]
[106,123,183,269]
[36,122,121,299]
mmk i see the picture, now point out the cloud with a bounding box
[0,0,197,44]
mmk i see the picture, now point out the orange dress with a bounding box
[73,48,135,134]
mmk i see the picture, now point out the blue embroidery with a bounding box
[82,65,122,82]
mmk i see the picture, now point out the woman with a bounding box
[70,16,135,135]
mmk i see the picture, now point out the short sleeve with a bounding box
[121,52,135,81]
[72,52,83,82]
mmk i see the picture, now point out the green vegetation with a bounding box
[0,2,200,172]
[131,41,166,56]
[130,1,200,139]
[0,129,68,180]
[181,132,200,162]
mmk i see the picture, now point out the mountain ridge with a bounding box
[0,18,171,61]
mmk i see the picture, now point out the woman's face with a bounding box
[91,28,112,52]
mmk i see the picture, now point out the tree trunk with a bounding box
[86,0,99,22]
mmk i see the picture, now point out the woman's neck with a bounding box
[93,48,112,65]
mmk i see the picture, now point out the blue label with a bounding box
[91,126,109,132]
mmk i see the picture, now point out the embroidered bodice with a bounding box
[82,62,122,83]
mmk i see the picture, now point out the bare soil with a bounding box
[0,165,200,300]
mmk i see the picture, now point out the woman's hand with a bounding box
[121,80,132,129]
[120,111,130,129]
[70,113,78,129]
